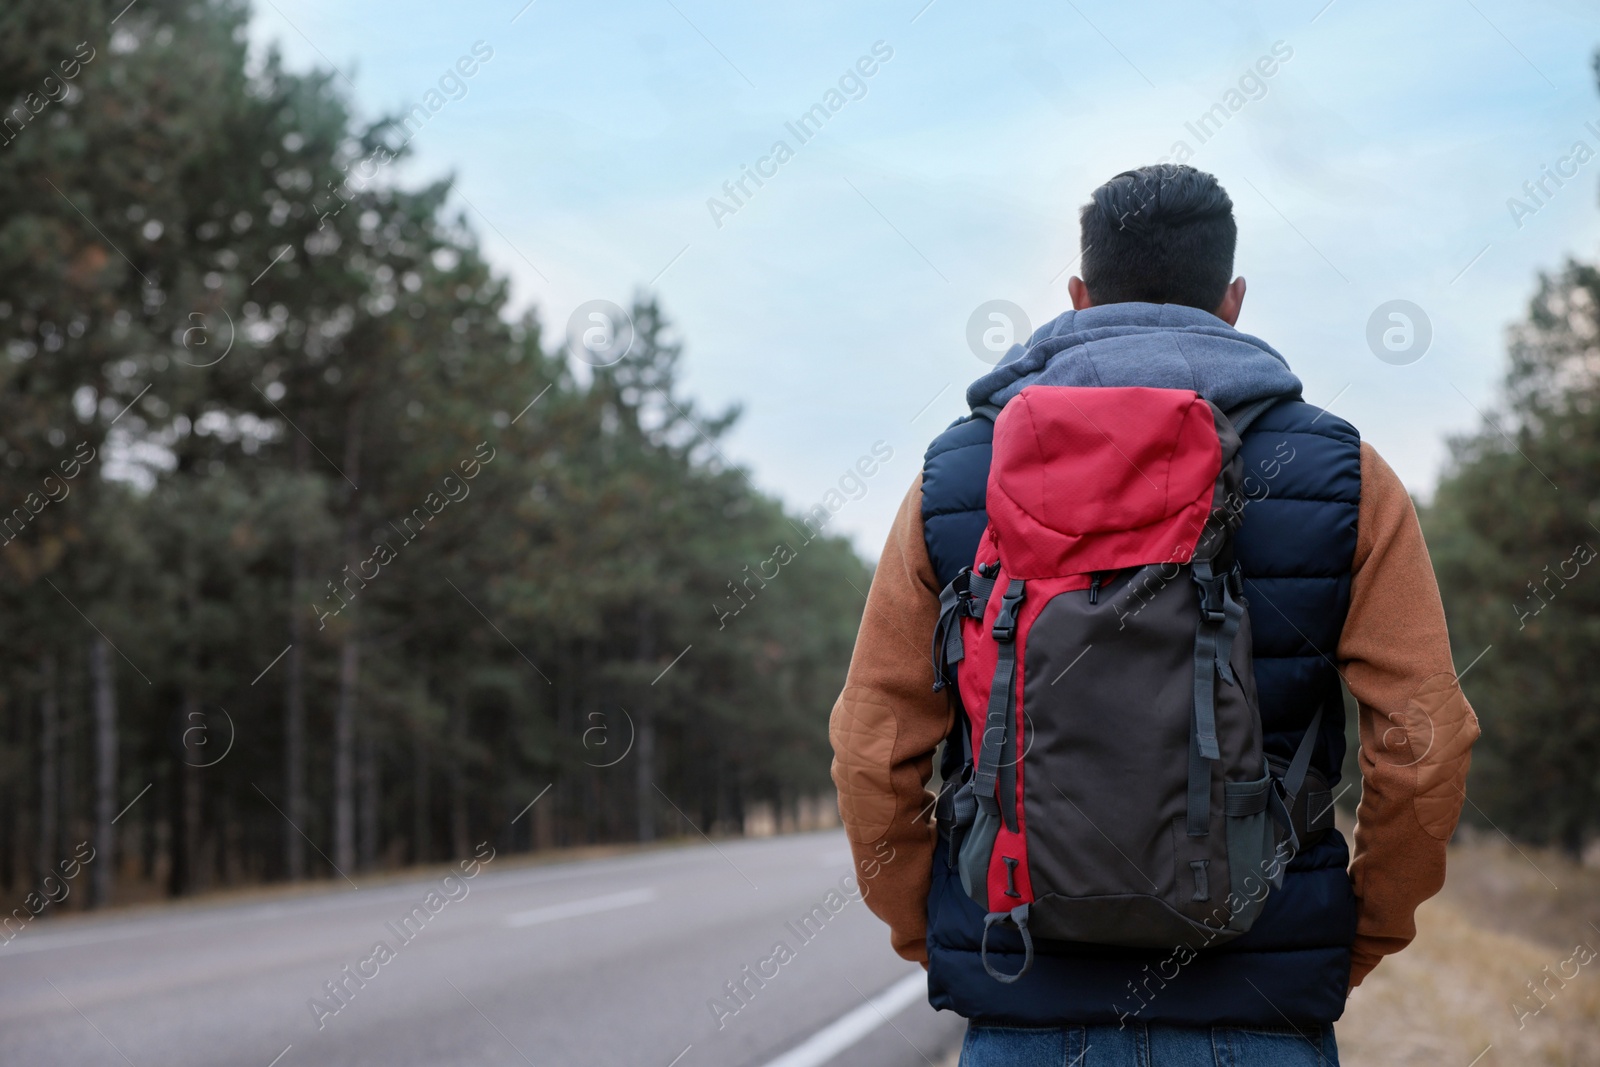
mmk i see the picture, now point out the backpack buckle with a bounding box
[991,580,1027,643]
[1196,575,1227,623]
[1225,565,1245,599]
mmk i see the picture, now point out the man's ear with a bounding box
[1068,276,1094,311]
[1214,276,1246,326]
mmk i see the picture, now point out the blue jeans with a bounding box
[959,1022,1338,1066]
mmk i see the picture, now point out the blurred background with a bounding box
[1,1,1598,1064]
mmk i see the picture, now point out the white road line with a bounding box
[4,924,166,957]
[505,888,656,928]
[757,972,927,1067]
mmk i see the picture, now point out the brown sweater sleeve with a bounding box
[829,473,953,965]
[1339,442,1480,988]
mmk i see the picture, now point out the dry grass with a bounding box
[1339,830,1600,1067]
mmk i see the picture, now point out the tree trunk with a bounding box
[141,793,157,881]
[554,639,573,848]
[177,689,204,894]
[172,541,205,897]
[165,765,183,897]
[59,655,76,867]
[332,399,363,876]
[633,709,656,842]
[358,729,378,870]
[449,693,468,859]
[634,605,656,843]
[1,688,12,893]
[284,432,309,881]
[221,793,242,884]
[333,636,358,874]
[283,629,306,880]
[90,637,116,908]
[37,652,58,879]
[412,720,430,864]
[581,640,597,844]
[533,788,553,851]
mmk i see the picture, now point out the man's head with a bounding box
[1068,164,1246,325]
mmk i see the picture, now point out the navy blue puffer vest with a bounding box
[921,396,1361,1026]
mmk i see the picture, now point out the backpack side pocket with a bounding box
[956,785,998,912]
[1223,770,1279,933]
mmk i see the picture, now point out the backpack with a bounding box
[930,384,1325,984]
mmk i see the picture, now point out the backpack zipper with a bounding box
[1088,572,1104,604]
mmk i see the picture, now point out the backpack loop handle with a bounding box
[980,904,1034,984]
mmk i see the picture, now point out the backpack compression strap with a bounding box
[974,580,1026,834]
[1180,395,1283,837]
[1268,706,1326,856]
[932,567,996,692]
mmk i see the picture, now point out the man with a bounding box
[829,164,1479,1065]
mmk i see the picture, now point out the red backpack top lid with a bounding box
[985,385,1223,579]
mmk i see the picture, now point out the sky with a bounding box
[249,0,1600,557]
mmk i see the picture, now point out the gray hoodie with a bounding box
[967,301,1303,414]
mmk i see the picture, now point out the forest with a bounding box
[0,0,867,906]
[1423,255,1600,860]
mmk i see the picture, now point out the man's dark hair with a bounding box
[1079,164,1236,311]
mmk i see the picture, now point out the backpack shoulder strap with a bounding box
[970,403,1003,423]
[1224,395,1289,437]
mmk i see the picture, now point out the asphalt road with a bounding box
[0,830,966,1067]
